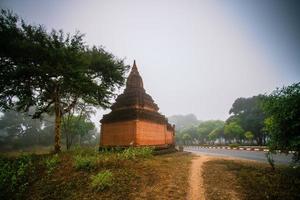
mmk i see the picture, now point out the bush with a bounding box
[91,170,113,191]
[0,154,35,199]
[71,146,99,156]
[229,143,239,148]
[44,154,60,174]
[119,147,153,160]
[74,155,97,170]
[266,152,275,170]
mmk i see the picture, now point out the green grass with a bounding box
[91,170,113,191]
[73,155,98,171]
[0,153,36,200]
[44,154,60,174]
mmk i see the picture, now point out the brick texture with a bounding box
[100,120,175,147]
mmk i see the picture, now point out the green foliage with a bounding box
[44,154,60,174]
[176,120,225,145]
[181,133,192,144]
[266,152,275,170]
[0,10,128,152]
[208,127,224,141]
[118,147,153,160]
[197,120,225,142]
[229,143,239,148]
[263,82,300,162]
[71,145,99,156]
[0,110,55,149]
[229,95,266,145]
[224,122,244,141]
[91,170,113,191]
[62,114,96,149]
[74,155,97,170]
[244,131,254,140]
[0,154,35,199]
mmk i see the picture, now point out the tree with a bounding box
[229,95,266,145]
[224,122,244,143]
[181,126,198,143]
[62,101,95,149]
[62,115,95,149]
[244,131,254,144]
[0,10,128,152]
[0,110,54,149]
[168,114,201,132]
[197,120,224,144]
[182,133,192,145]
[263,82,300,162]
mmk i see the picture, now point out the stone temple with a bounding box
[100,61,175,148]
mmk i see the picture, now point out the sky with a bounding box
[1,0,299,124]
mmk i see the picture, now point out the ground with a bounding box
[201,156,300,200]
[0,148,192,200]
[1,148,300,200]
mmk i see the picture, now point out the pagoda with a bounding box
[100,61,175,148]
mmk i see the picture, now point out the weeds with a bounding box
[266,152,275,170]
[118,147,153,160]
[74,155,97,170]
[91,170,113,191]
[0,154,34,199]
[44,154,60,174]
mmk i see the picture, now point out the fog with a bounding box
[1,0,299,124]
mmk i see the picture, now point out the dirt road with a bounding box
[187,155,211,200]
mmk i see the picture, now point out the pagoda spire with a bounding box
[131,60,138,73]
[126,59,144,89]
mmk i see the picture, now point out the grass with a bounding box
[44,154,60,174]
[0,147,192,200]
[73,155,98,170]
[0,153,36,200]
[202,159,300,200]
[91,170,114,191]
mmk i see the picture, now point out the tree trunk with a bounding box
[54,96,61,153]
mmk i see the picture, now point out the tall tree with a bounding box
[197,120,224,144]
[263,82,300,162]
[0,10,128,152]
[229,95,266,145]
[224,122,244,143]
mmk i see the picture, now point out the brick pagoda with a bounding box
[100,61,175,148]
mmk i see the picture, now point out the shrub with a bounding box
[71,146,99,156]
[229,143,239,148]
[0,154,34,199]
[44,154,60,174]
[266,152,275,170]
[119,147,153,160]
[74,155,97,170]
[91,170,113,191]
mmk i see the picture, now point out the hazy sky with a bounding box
[1,0,299,123]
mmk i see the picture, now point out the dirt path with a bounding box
[187,155,211,200]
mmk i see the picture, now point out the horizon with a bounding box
[1,0,299,123]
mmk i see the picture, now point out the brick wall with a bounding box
[135,120,166,146]
[100,121,136,146]
[166,130,173,145]
[100,120,175,147]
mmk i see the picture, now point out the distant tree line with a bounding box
[0,109,98,151]
[174,83,300,161]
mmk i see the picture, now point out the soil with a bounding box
[187,156,210,200]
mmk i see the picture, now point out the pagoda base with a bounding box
[100,119,174,147]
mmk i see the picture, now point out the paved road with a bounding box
[184,146,293,165]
